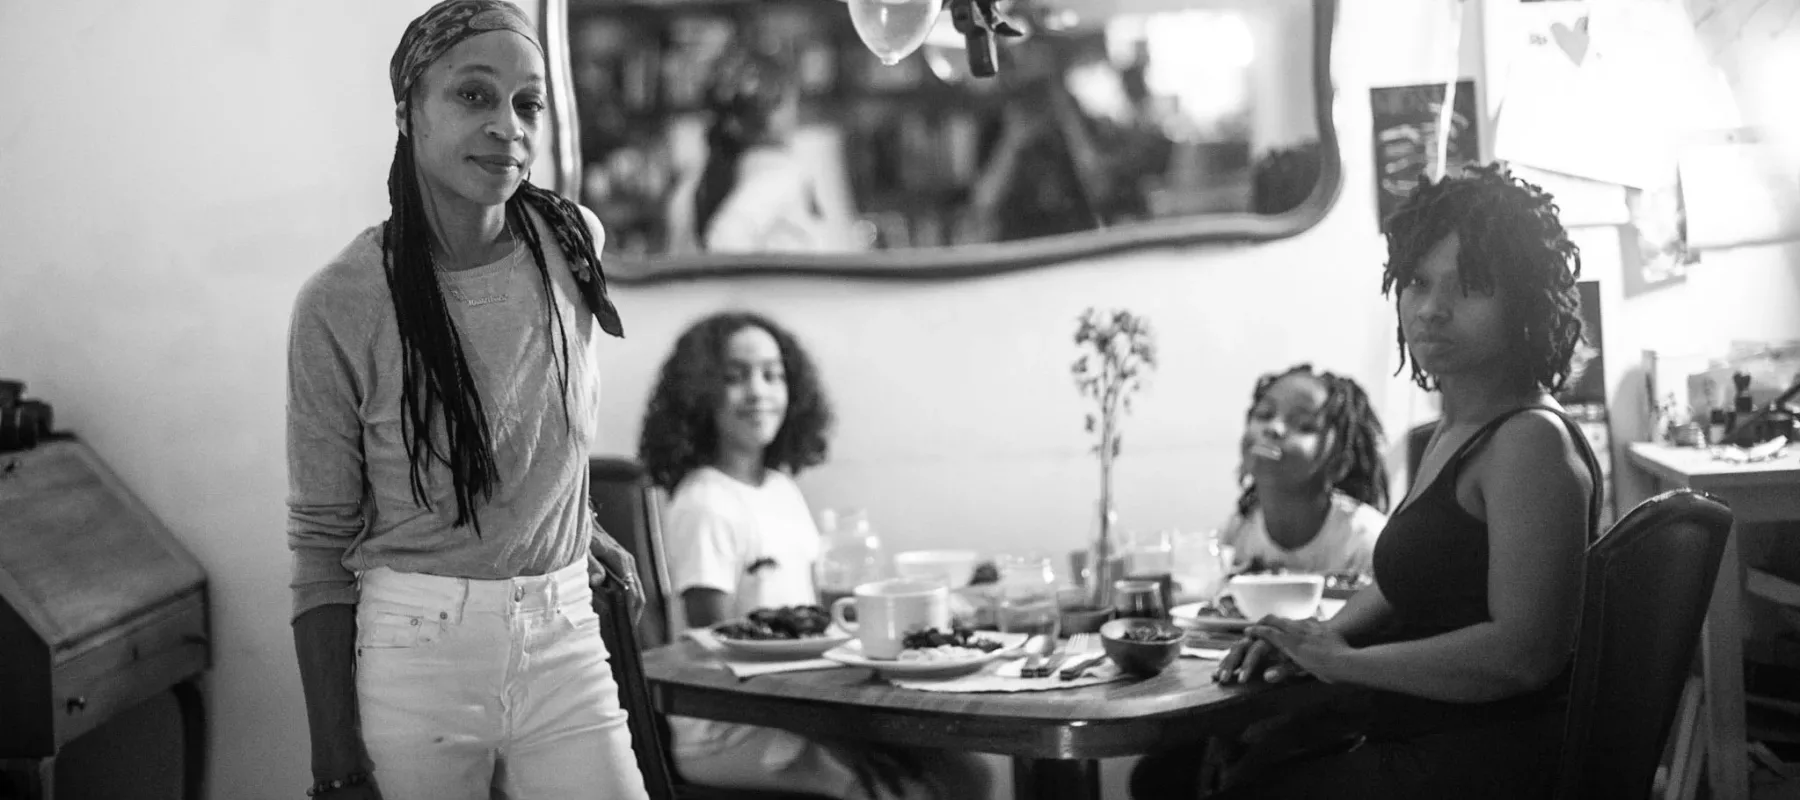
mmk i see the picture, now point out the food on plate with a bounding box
[1188,596,1244,620]
[968,560,1000,586]
[1323,570,1370,593]
[895,626,1003,661]
[1117,626,1183,643]
[713,605,834,640]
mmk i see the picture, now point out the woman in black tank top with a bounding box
[1203,164,1599,800]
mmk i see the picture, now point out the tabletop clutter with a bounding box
[689,531,1347,693]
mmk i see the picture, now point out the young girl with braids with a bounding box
[1218,363,1391,576]
[1210,163,1603,799]
[285,3,646,798]
[1130,364,1389,798]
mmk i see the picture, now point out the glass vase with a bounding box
[1086,500,1122,609]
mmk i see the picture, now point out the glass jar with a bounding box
[816,508,885,609]
[993,554,1061,639]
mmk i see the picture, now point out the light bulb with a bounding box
[847,0,943,66]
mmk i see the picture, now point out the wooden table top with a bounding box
[642,639,1353,760]
[1626,442,1800,489]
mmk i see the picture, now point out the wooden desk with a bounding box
[1627,442,1800,800]
[0,439,211,800]
[643,640,1351,800]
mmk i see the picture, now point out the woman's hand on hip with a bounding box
[589,535,645,623]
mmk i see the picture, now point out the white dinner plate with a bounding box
[822,637,1019,678]
[1170,599,1347,631]
[711,627,852,658]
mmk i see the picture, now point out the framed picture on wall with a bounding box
[1370,79,1481,231]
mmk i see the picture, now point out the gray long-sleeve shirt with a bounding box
[285,209,606,621]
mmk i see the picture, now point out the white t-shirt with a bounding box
[1218,492,1388,575]
[663,465,820,759]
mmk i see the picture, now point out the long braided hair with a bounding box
[693,52,797,244]
[1381,162,1584,393]
[379,1,623,535]
[1235,364,1390,517]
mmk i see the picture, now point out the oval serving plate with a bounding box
[822,638,1016,678]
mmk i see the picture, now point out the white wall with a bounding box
[0,1,1794,798]
[0,2,435,798]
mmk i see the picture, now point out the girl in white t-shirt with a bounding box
[1220,364,1392,577]
[639,311,988,800]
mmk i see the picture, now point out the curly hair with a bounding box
[1381,162,1584,393]
[638,311,833,492]
[1236,364,1390,517]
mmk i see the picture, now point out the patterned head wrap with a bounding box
[391,0,541,104]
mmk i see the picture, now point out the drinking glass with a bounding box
[1113,579,1168,621]
[994,554,1061,640]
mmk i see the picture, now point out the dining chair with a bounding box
[590,456,677,649]
[1553,489,1734,800]
[589,457,839,800]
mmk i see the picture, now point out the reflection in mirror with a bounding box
[561,0,1336,280]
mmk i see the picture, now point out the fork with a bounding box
[1031,633,1098,678]
[1056,634,1106,680]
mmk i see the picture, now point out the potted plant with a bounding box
[1069,307,1157,618]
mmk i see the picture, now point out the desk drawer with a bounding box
[51,592,208,747]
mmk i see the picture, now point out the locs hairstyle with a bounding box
[1235,364,1390,517]
[384,0,624,533]
[1380,162,1583,393]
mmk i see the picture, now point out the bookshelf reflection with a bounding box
[560,0,1336,279]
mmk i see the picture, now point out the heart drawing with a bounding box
[1551,17,1590,66]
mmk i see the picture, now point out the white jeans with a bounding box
[355,560,648,800]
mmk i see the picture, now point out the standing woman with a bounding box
[285,2,647,798]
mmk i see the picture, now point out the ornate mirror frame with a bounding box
[539,0,1342,284]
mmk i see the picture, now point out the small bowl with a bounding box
[1059,604,1115,635]
[1100,618,1185,677]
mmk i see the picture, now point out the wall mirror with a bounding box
[550,0,1341,283]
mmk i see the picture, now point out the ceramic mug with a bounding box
[829,579,950,659]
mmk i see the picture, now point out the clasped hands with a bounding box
[1213,616,1353,686]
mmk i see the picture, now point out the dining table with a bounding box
[641,638,1357,800]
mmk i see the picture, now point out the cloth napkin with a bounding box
[886,653,1125,693]
[684,629,848,679]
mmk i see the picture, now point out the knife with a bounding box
[1020,634,1048,677]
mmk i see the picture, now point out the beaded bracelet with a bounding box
[306,771,370,797]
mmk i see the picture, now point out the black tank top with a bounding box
[1366,406,1604,741]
